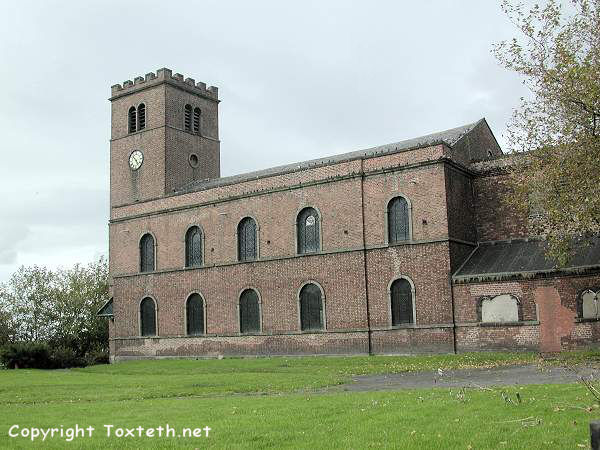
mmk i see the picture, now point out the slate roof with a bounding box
[97,298,113,317]
[453,237,600,283]
[177,119,485,194]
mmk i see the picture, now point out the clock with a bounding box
[129,150,144,171]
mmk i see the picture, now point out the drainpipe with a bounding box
[359,159,373,355]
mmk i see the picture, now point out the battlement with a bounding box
[110,68,219,101]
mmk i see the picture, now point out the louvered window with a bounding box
[388,196,410,244]
[185,226,203,267]
[137,103,146,130]
[300,283,323,331]
[184,104,192,131]
[297,207,320,254]
[140,297,156,336]
[240,289,260,334]
[128,106,137,133]
[391,279,413,325]
[238,217,257,262]
[186,293,205,336]
[193,107,201,133]
[140,233,155,273]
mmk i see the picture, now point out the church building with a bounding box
[100,68,600,361]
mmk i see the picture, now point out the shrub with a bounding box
[84,347,110,366]
[49,346,86,369]
[0,342,52,369]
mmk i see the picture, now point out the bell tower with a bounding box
[109,68,220,208]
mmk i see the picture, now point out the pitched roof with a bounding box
[453,237,600,283]
[177,119,486,195]
[97,298,113,317]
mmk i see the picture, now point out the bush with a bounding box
[0,342,52,369]
[49,346,86,369]
[83,346,110,366]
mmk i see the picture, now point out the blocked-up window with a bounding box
[390,278,414,325]
[297,207,320,254]
[240,289,260,334]
[388,196,410,244]
[140,297,156,337]
[185,226,203,267]
[238,217,257,262]
[480,294,519,323]
[300,283,323,331]
[581,290,599,319]
[140,233,155,273]
[186,293,205,336]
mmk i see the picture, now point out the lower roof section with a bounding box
[453,236,600,283]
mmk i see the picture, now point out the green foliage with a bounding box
[0,342,52,369]
[493,0,600,265]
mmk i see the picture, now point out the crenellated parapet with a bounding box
[110,68,219,101]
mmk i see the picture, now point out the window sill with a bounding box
[479,321,539,327]
[575,317,600,323]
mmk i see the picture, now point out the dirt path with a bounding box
[339,364,599,392]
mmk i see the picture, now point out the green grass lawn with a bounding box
[0,351,599,449]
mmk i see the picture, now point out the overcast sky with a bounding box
[0,0,533,283]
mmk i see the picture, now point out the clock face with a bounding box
[129,150,144,171]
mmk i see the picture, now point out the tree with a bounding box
[493,0,600,265]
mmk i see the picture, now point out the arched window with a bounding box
[184,104,192,131]
[238,217,257,262]
[128,106,137,133]
[137,103,146,130]
[186,293,205,336]
[297,207,320,254]
[300,283,323,331]
[193,107,201,133]
[480,294,520,323]
[240,289,260,334]
[140,297,156,336]
[185,226,203,267]
[390,278,414,325]
[388,196,410,244]
[140,233,155,273]
[580,290,599,319]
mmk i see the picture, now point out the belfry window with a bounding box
[300,283,324,331]
[186,293,205,336]
[297,207,320,254]
[140,233,155,273]
[238,217,257,262]
[185,226,203,267]
[390,278,414,325]
[137,103,146,130]
[128,106,137,133]
[140,297,157,337]
[193,107,201,133]
[388,196,410,244]
[239,289,260,334]
[184,104,192,131]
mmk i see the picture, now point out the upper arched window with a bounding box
[193,107,201,133]
[480,294,520,323]
[580,290,599,319]
[238,217,257,262]
[300,283,324,331]
[184,104,192,131]
[140,297,156,337]
[185,226,203,267]
[128,106,137,133]
[137,103,146,130]
[186,293,205,336]
[387,196,410,244]
[140,233,155,273]
[390,278,414,325]
[240,289,260,334]
[297,207,320,254]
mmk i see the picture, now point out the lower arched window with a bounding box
[391,278,414,325]
[480,294,520,323]
[239,289,260,334]
[300,283,323,331]
[140,297,156,337]
[186,293,205,336]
